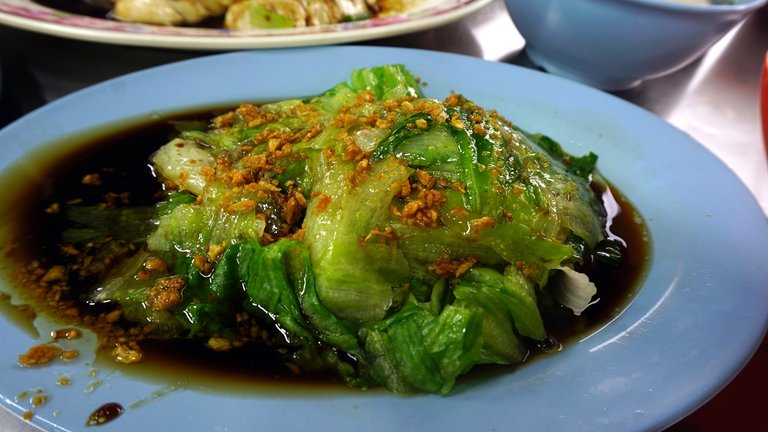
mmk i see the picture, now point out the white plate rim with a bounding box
[0,0,495,49]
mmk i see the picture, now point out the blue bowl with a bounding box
[505,0,767,90]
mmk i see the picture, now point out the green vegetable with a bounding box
[85,65,619,394]
[249,5,294,29]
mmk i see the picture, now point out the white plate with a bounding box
[0,47,767,432]
[0,0,494,49]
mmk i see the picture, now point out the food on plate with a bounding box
[6,65,636,394]
[108,0,409,28]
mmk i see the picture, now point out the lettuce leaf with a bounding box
[87,64,618,394]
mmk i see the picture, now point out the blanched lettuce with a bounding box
[81,64,617,394]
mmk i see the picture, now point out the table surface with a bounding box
[0,1,766,430]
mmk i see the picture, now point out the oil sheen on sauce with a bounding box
[86,402,124,427]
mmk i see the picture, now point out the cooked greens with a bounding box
[75,65,619,394]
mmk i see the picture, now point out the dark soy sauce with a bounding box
[86,402,124,427]
[0,109,651,394]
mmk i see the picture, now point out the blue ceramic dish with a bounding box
[0,47,766,431]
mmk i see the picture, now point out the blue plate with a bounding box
[0,47,766,432]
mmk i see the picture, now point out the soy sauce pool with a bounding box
[0,108,650,394]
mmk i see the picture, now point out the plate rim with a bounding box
[0,0,495,49]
